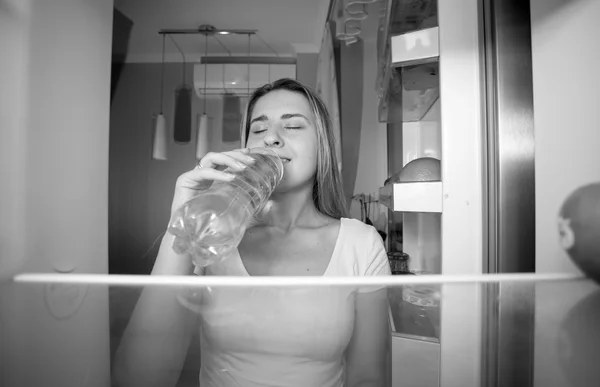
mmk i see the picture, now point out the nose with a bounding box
[263,130,283,148]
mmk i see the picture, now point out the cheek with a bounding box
[296,149,318,176]
[244,135,260,148]
[309,141,319,167]
[300,135,319,160]
[245,140,259,149]
[304,139,319,169]
[307,153,318,170]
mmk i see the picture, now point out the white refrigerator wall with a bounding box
[0,0,112,276]
[530,0,600,386]
[0,0,113,385]
[531,0,600,275]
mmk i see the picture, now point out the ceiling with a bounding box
[115,0,331,63]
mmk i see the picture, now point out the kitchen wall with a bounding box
[0,0,113,385]
[297,52,319,90]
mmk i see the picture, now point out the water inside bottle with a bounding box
[170,186,249,266]
[168,148,284,267]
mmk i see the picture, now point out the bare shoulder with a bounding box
[339,217,379,239]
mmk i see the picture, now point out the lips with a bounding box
[280,157,291,163]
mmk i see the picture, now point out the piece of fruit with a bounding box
[384,157,441,185]
[398,157,441,183]
[558,182,600,283]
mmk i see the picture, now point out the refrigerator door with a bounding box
[379,0,536,385]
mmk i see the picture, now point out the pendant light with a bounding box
[196,33,209,160]
[171,35,192,144]
[152,34,168,160]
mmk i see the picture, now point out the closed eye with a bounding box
[250,124,268,134]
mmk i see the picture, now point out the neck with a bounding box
[257,184,323,231]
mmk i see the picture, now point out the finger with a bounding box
[231,147,250,155]
[178,168,236,190]
[221,148,257,166]
[199,151,254,172]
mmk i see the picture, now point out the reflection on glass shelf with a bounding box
[1,273,598,387]
[389,282,440,341]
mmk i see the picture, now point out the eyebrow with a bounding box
[250,113,309,125]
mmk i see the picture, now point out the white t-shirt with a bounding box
[195,217,391,387]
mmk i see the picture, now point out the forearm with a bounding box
[151,231,195,275]
[113,232,198,387]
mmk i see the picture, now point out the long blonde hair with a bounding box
[240,78,348,219]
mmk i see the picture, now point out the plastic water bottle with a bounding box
[167,148,284,267]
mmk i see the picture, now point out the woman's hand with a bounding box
[170,148,256,215]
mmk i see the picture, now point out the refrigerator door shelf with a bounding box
[379,182,443,213]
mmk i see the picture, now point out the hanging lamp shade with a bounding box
[195,113,209,160]
[195,33,210,160]
[152,34,168,160]
[169,33,193,144]
[152,114,168,160]
[173,85,193,144]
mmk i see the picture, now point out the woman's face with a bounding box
[246,89,319,193]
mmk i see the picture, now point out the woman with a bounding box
[114,79,391,387]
